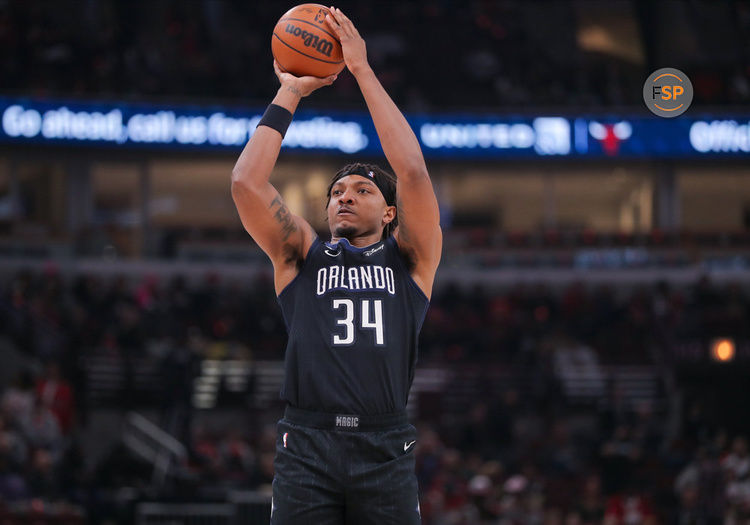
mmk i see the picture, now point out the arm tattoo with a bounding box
[285,85,302,97]
[270,195,298,242]
[396,196,409,241]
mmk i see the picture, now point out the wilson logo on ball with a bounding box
[284,23,334,57]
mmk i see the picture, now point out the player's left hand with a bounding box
[326,7,369,76]
[273,59,337,97]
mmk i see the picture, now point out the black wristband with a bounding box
[257,103,293,138]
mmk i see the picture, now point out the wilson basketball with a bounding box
[272,4,345,78]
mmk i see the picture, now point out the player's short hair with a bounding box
[326,163,398,239]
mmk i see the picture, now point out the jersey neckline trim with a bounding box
[325,237,384,253]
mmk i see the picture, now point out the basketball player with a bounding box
[231,7,441,524]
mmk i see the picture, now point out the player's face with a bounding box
[327,175,394,239]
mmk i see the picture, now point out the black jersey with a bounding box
[277,236,430,415]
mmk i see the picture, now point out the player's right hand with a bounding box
[326,7,369,76]
[273,60,337,97]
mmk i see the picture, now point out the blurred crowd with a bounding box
[136,395,750,524]
[414,416,750,524]
[1,269,750,522]
[2,269,749,369]
[424,277,749,365]
[1,0,749,110]
[2,365,750,524]
[0,364,84,520]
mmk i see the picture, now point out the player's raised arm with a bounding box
[327,7,442,296]
[231,62,337,292]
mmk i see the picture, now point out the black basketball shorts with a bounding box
[270,406,421,525]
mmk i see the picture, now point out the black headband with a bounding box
[329,166,396,206]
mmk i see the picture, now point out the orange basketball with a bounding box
[271,4,345,78]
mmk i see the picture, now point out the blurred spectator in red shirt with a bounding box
[604,490,657,525]
[35,363,74,435]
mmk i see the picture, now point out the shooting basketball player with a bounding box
[231,7,441,524]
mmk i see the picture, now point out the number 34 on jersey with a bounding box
[331,298,385,346]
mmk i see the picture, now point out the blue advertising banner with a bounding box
[1,96,749,159]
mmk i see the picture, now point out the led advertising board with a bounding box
[1,96,748,159]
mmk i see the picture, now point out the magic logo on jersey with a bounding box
[316,264,396,296]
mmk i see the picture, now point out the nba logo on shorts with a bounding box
[283,432,288,448]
